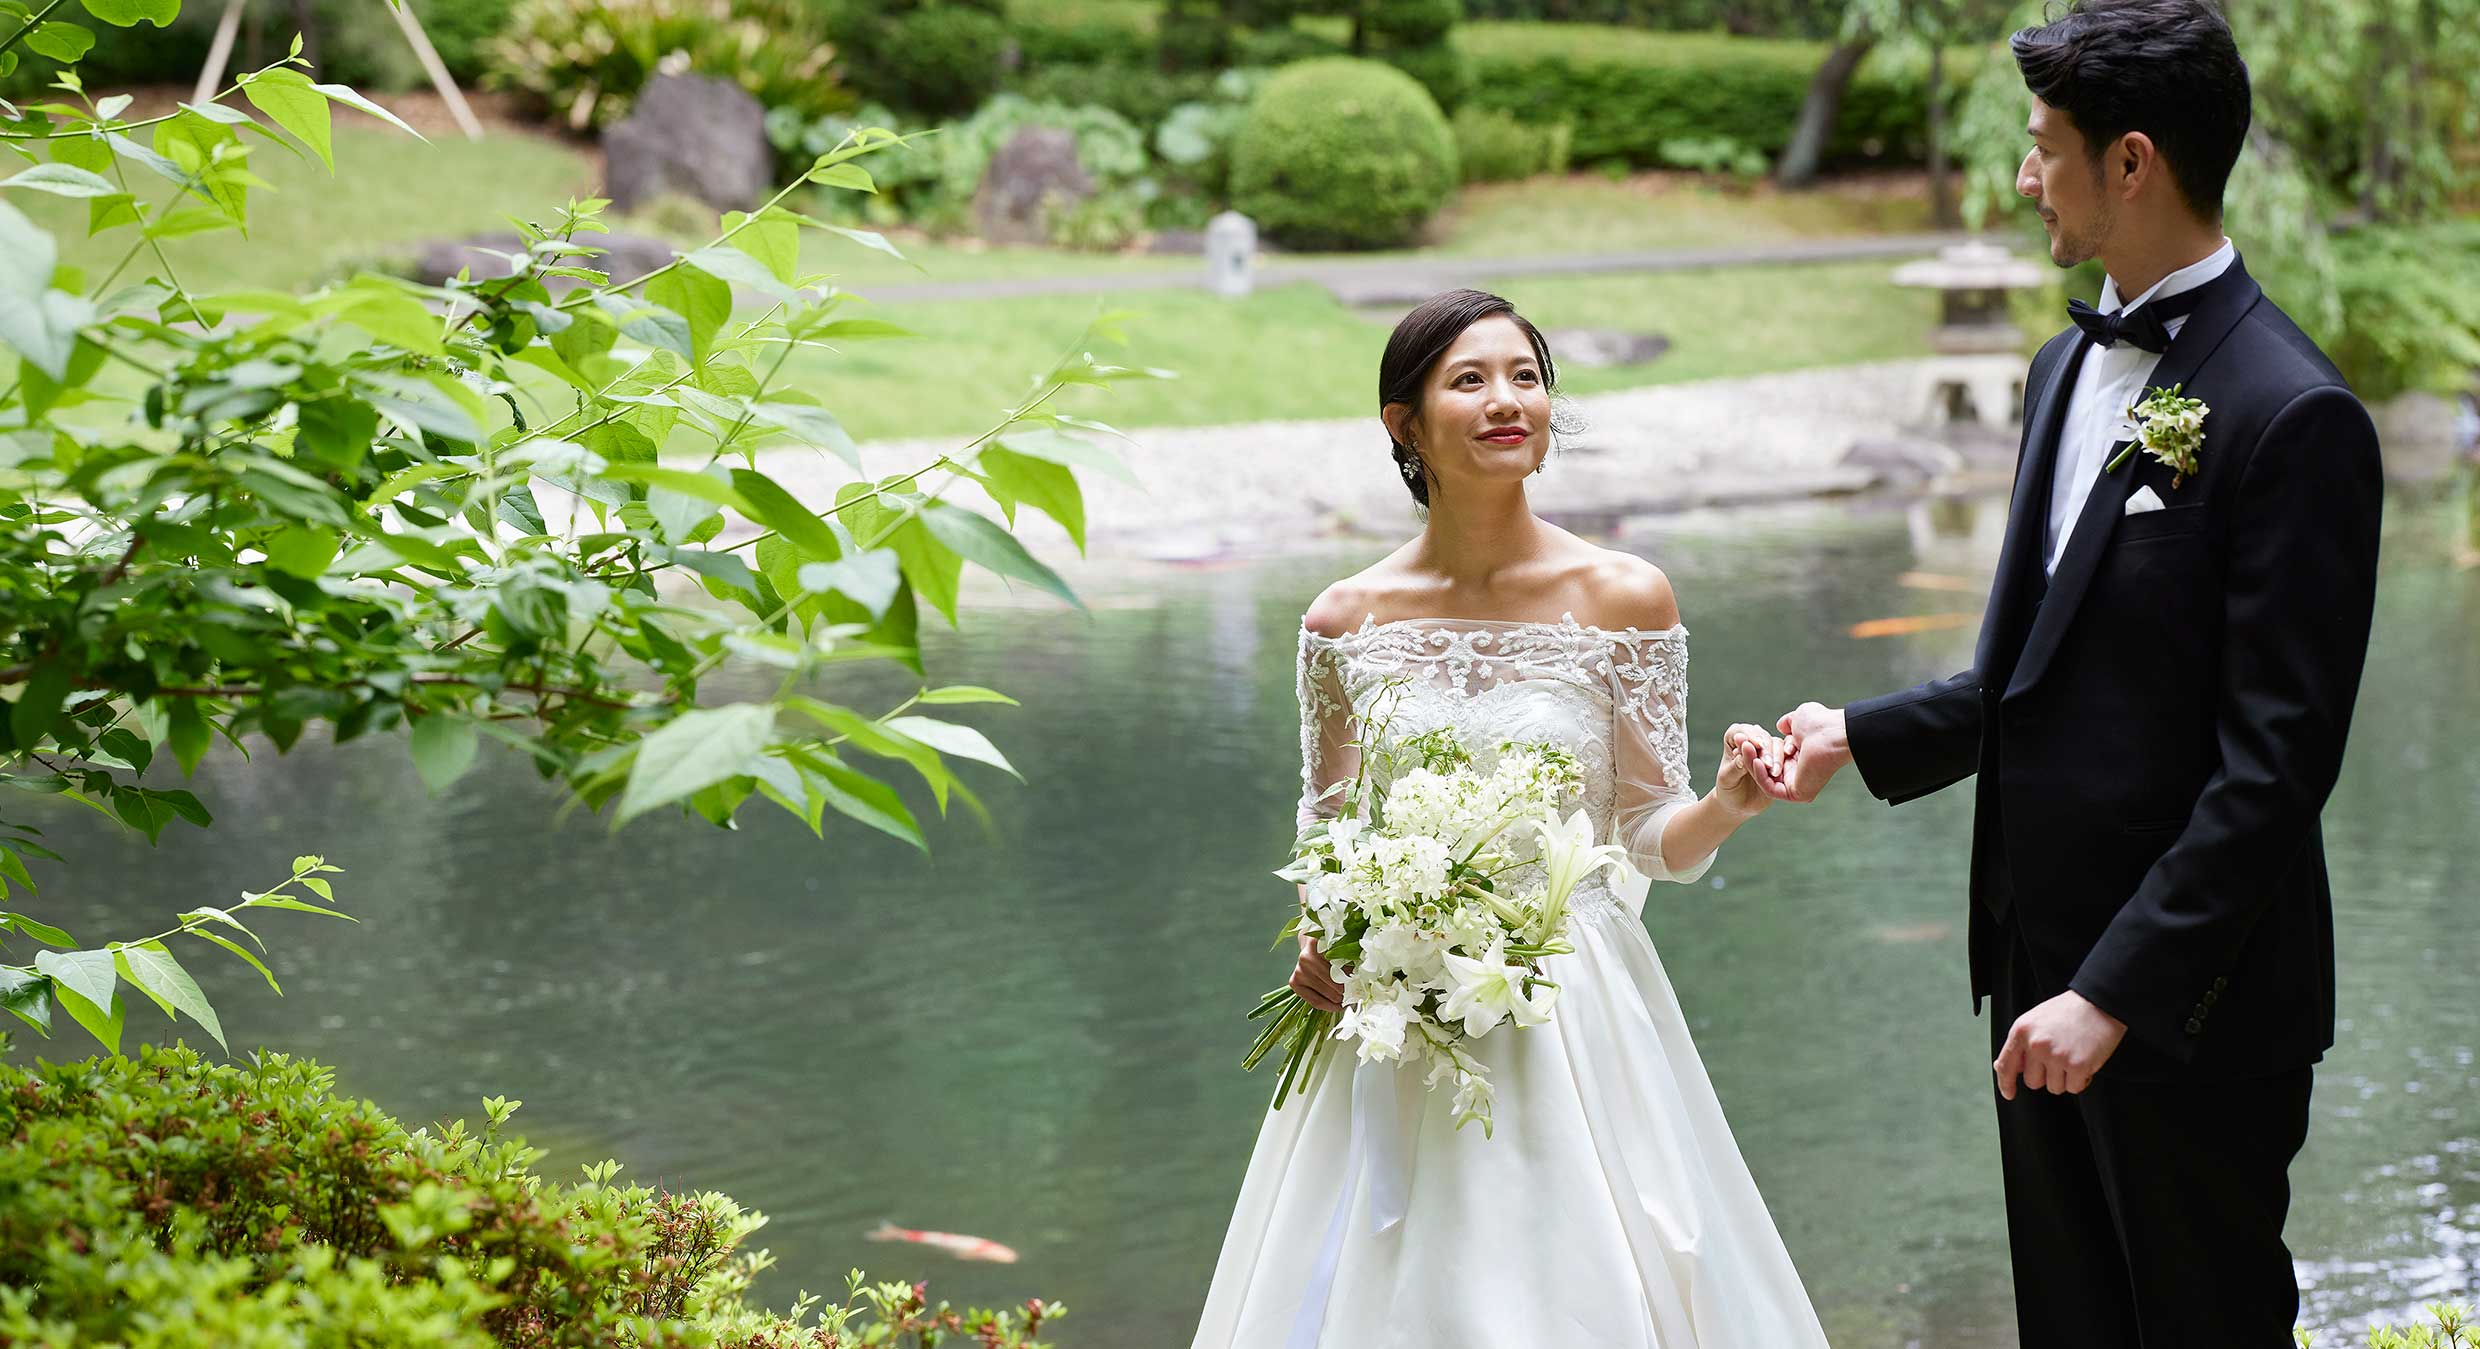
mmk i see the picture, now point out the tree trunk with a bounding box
[1775,34,1875,188]
[1927,42,1954,226]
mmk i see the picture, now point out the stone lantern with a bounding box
[1206,210,1257,299]
[1892,238,2049,425]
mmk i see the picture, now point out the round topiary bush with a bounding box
[1229,57,1460,251]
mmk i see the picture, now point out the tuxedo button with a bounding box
[2203,990,2219,1007]
[2213,976,2230,992]
[2185,1018,2205,1035]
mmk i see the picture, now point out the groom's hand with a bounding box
[1750,702,1851,803]
[1993,992,2129,1099]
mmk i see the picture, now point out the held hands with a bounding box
[1993,991,2129,1098]
[1734,701,1853,804]
[1714,725,1786,817]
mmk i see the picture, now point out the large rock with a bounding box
[972,127,1092,246]
[603,74,771,213]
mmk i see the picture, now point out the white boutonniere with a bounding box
[2107,384,2211,489]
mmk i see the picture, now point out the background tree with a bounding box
[0,1,1153,1056]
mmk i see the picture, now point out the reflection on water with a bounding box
[12,491,2477,1347]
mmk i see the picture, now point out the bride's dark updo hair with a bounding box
[1378,288,1578,508]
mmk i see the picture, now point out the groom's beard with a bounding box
[2046,192,2113,270]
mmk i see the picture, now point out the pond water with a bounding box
[19,489,2478,1346]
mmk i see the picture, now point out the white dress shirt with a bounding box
[2043,238,2237,574]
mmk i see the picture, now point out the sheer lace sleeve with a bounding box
[1296,630,1360,832]
[1606,629,1715,885]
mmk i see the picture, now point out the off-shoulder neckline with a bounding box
[1298,611,1689,645]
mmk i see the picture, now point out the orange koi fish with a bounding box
[866,1221,1020,1264]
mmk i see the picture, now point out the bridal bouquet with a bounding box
[1246,707,1629,1135]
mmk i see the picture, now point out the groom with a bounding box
[1755,1,2382,1343]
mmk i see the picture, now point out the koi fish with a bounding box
[1896,571,1984,593]
[866,1221,1020,1264]
[1848,612,1978,639]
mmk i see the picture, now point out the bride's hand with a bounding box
[1714,724,1782,818]
[1291,931,1345,1014]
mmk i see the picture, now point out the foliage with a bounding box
[779,94,1154,248]
[1005,5,1156,69]
[0,1043,1065,1348]
[1357,0,1469,112]
[1229,56,1457,250]
[1452,104,1572,183]
[2296,1303,2477,1348]
[0,30,1153,1054]
[486,0,848,131]
[0,0,507,97]
[2232,0,2480,223]
[1457,23,1972,169]
[1459,0,1842,37]
[826,0,1010,120]
[1007,61,1223,140]
[1148,68,1264,218]
[2325,220,2480,402]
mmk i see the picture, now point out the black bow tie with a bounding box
[2067,286,2208,353]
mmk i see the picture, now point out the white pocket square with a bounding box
[2125,486,2166,515]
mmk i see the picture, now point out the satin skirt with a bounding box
[1190,885,1832,1349]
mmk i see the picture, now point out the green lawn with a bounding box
[769,259,1937,444]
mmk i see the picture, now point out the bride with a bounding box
[1191,289,1830,1348]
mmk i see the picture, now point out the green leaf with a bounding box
[824,224,910,266]
[796,550,901,618]
[78,0,178,26]
[24,20,94,60]
[241,67,331,170]
[263,525,340,578]
[995,428,1138,485]
[646,265,730,366]
[311,82,424,140]
[728,468,842,560]
[809,162,876,193]
[920,503,1083,611]
[33,947,114,1017]
[52,980,122,1053]
[721,208,801,284]
[2,912,73,946]
[0,968,50,1035]
[318,278,442,354]
[745,402,859,470]
[166,696,210,776]
[601,463,759,515]
[683,243,796,302]
[114,941,223,1051]
[915,686,1019,706]
[885,715,1021,780]
[889,516,963,626]
[10,661,70,750]
[189,929,280,994]
[243,894,357,921]
[153,114,248,227]
[410,714,478,794]
[797,751,924,850]
[0,163,115,197]
[616,703,775,826]
[978,445,1086,552]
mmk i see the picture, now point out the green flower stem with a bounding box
[2106,442,2138,473]
[0,0,66,63]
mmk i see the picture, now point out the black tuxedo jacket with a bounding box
[1845,254,2383,1081]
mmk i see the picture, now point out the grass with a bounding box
[768,259,1937,444]
[1431,173,1934,257]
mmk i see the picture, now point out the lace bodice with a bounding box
[1295,614,1716,917]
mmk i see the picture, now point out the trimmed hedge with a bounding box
[1455,22,1976,169]
[1230,57,1459,250]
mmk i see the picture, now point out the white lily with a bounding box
[1530,809,1628,946]
[1438,942,1557,1038]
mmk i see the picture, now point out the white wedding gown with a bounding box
[1192,615,1830,1349]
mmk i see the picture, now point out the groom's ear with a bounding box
[2113,130,2164,201]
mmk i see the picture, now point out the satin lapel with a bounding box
[1976,332,2086,673]
[2004,257,2264,700]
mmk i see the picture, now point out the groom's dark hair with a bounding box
[2011,0,2252,220]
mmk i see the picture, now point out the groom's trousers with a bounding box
[1991,922,2313,1349]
